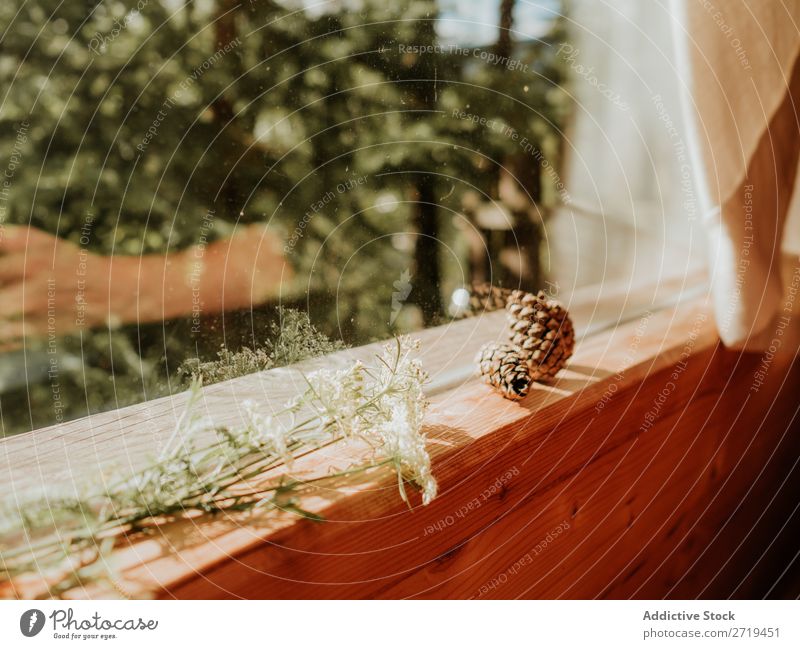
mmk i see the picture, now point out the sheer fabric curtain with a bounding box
[556,0,799,349]
[671,0,800,349]
[552,0,704,303]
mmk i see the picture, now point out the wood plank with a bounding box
[0,268,698,491]
[3,263,799,599]
[8,296,721,598]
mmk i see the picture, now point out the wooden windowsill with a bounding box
[2,268,799,599]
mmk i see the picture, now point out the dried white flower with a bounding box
[299,337,436,503]
[242,400,292,467]
[377,401,437,505]
[305,361,366,438]
[0,338,437,592]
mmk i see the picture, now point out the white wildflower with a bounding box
[364,338,436,504]
[242,400,293,467]
[283,394,303,413]
[376,399,437,505]
[0,338,439,590]
[304,361,367,438]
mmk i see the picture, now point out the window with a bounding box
[0,0,559,434]
[0,1,697,435]
[3,0,799,607]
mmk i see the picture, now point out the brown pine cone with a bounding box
[476,342,532,400]
[506,290,575,381]
[455,282,512,318]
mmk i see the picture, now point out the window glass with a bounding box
[0,0,699,434]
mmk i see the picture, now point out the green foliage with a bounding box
[0,0,568,434]
[179,345,274,386]
[178,307,345,385]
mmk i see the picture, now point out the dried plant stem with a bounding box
[0,338,436,595]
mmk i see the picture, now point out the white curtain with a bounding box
[557,0,800,349]
[552,0,705,299]
[671,0,800,349]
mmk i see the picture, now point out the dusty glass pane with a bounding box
[0,0,698,434]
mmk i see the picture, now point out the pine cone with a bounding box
[506,290,575,381]
[476,342,532,400]
[456,282,512,318]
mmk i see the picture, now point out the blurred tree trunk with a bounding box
[496,0,515,58]
[413,175,442,324]
[500,153,543,290]
[487,0,542,292]
[213,0,241,220]
[411,10,443,325]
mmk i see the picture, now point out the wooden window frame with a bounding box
[2,267,799,599]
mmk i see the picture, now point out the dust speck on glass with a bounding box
[0,0,570,435]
